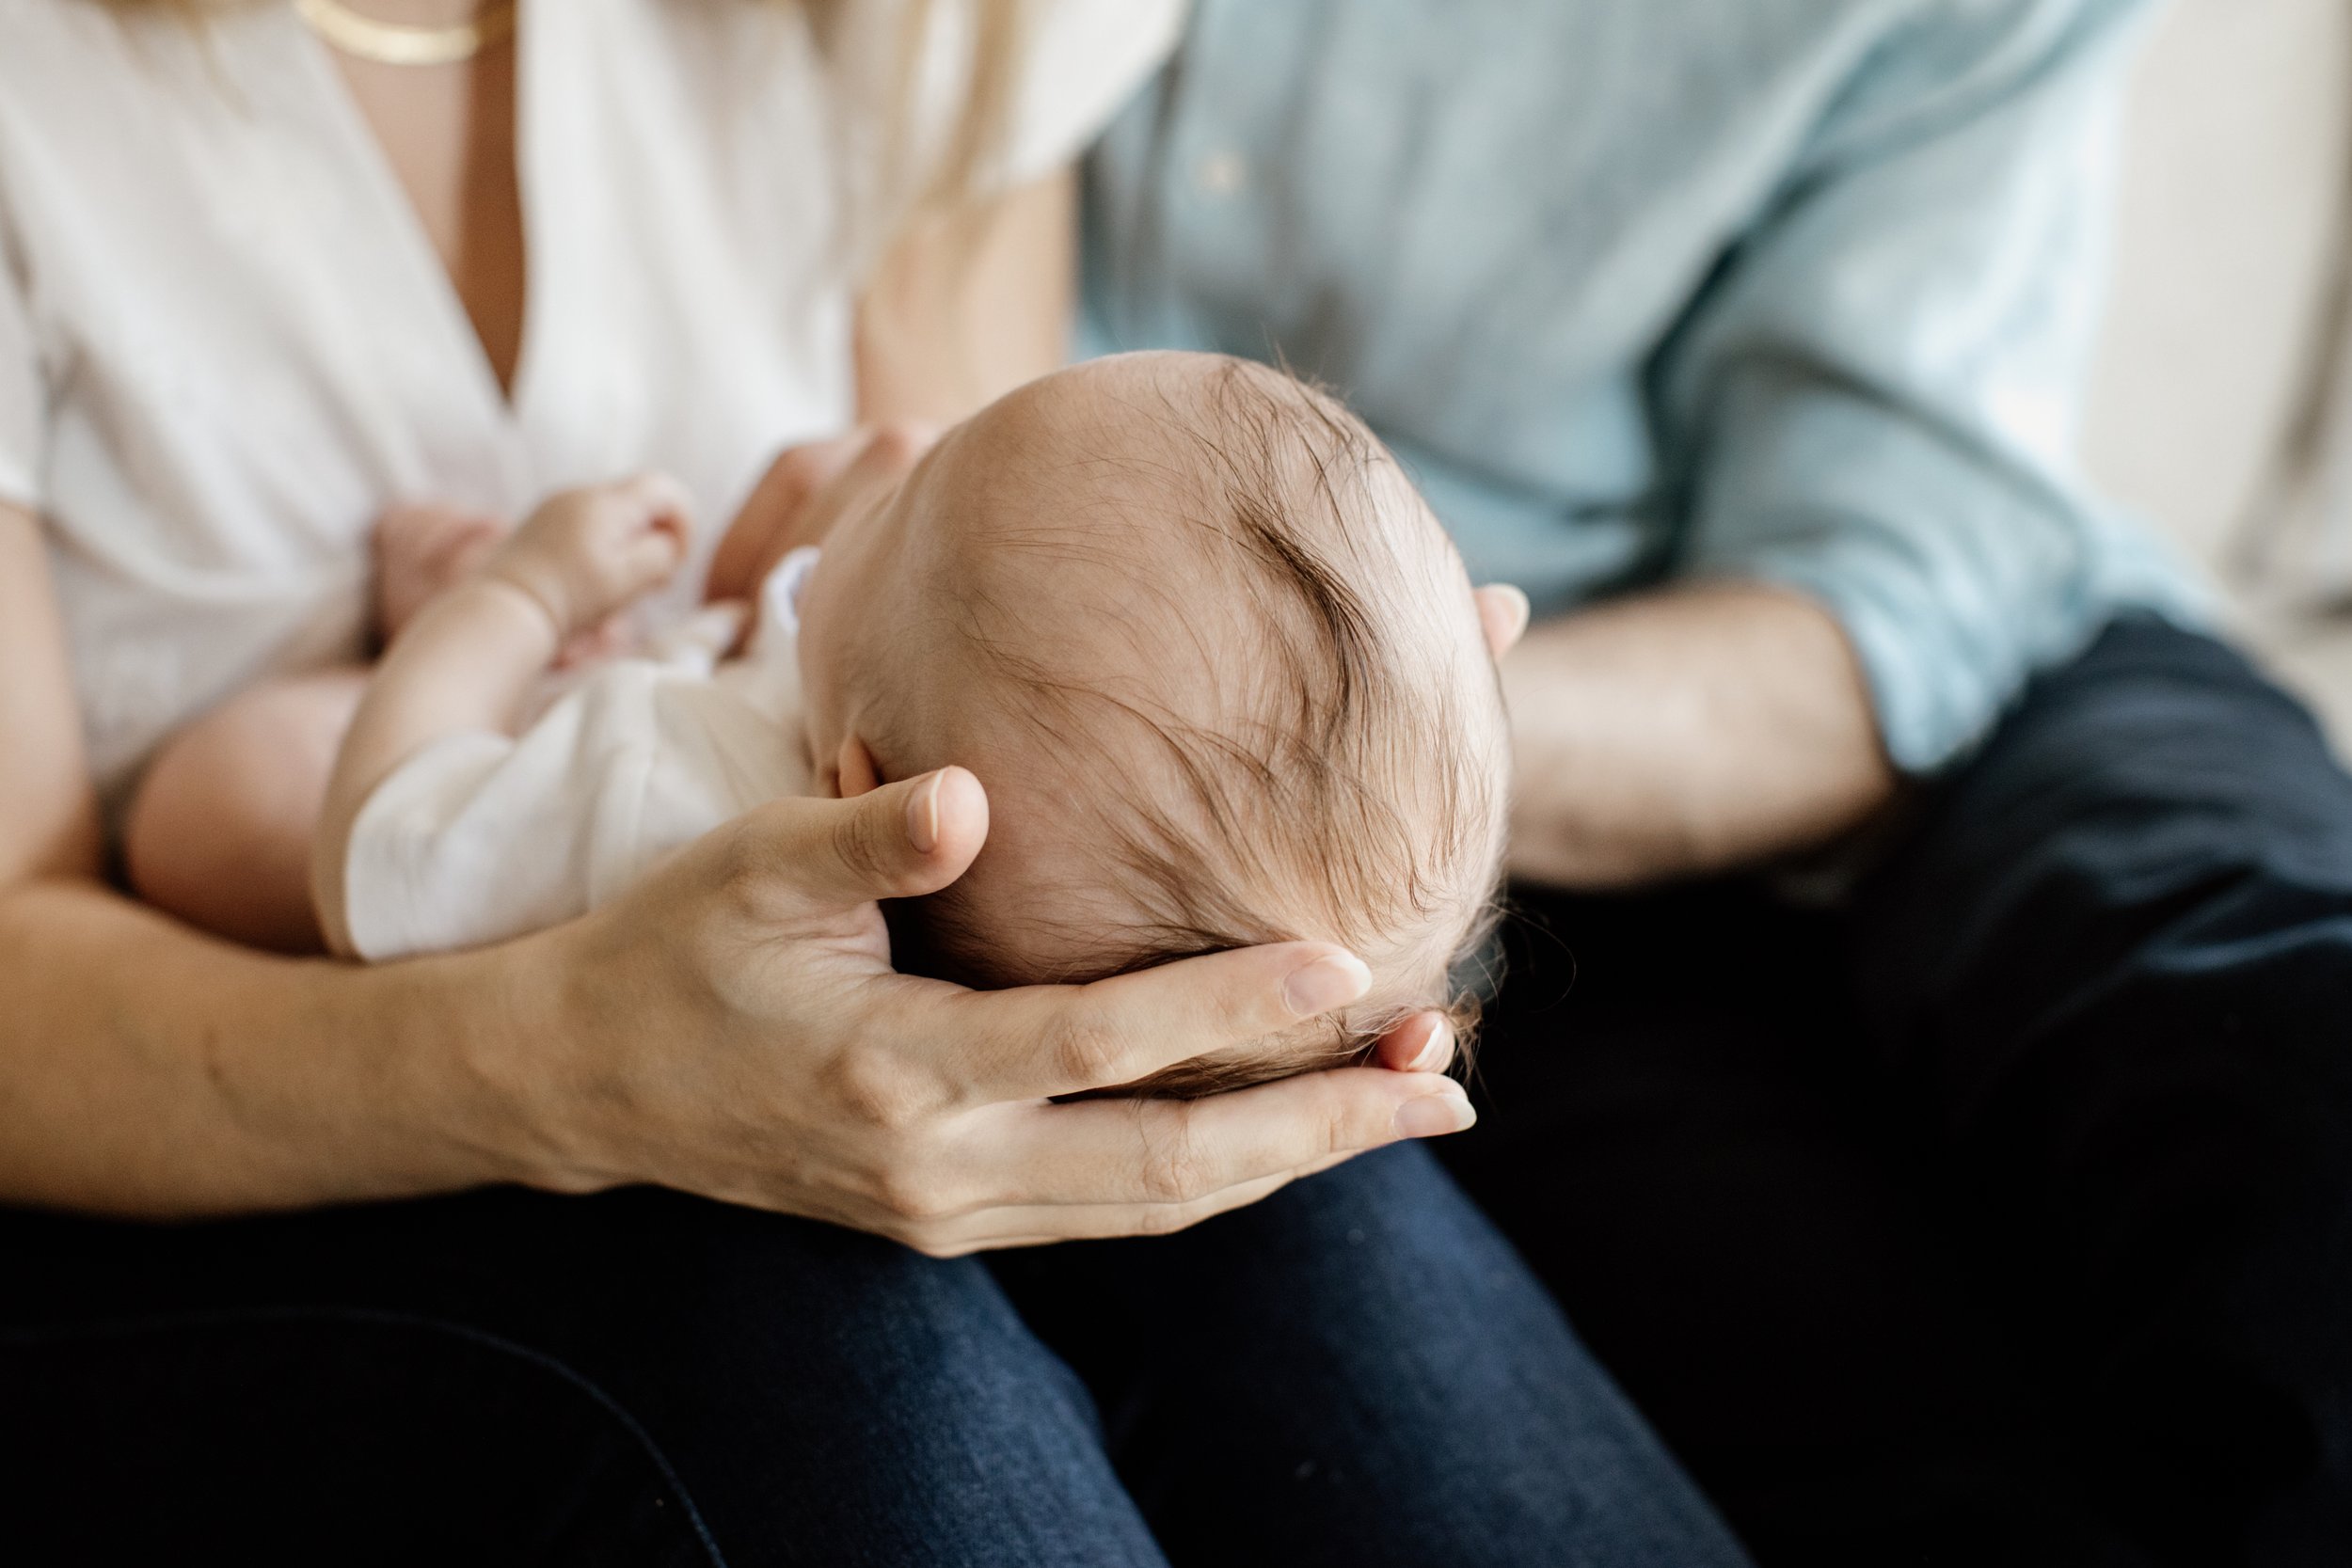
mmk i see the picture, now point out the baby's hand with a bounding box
[373,503,504,645]
[485,474,694,641]
[707,426,935,602]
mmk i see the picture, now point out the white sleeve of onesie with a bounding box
[341,673,660,962]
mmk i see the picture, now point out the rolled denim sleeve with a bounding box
[1658,0,2197,772]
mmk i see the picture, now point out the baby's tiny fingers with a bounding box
[618,527,689,590]
[612,472,697,540]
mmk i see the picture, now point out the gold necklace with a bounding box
[294,0,517,67]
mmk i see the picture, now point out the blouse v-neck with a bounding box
[288,1,544,448]
[0,0,1183,802]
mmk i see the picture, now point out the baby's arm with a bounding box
[123,505,504,951]
[311,475,692,956]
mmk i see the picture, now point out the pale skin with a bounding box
[305,355,1520,1103]
[6,475,1482,1242]
[1503,585,1897,888]
[309,474,700,958]
[716,446,1899,897]
[1,1,1893,1234]
[2,6,1481,1243]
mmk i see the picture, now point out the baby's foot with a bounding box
[373,503,505,645]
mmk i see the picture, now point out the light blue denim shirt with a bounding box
[1080,0,2204,773]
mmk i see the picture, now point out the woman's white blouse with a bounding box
[0,0,1178,809]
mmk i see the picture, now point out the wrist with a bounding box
[451,917,632,1196]
[358,929,615,1197]
[464,568,573,655]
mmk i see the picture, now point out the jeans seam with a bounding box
[2,1302,729,1567]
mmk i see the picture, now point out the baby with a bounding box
[201,353,1518,1093]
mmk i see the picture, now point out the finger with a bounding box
[924,1168,1311,1254]
[612,474,697,571]
[943,940,1375,1101]
[925,1140,1376,1255]
[1372,1010,1454,1074]
[723,765,989,915]
[619,524,690,588]
[957,1066,1475,1210]
[915,1235,1070,1258]
[614,470,696,531]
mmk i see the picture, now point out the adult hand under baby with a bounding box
[516,763,1476,1255]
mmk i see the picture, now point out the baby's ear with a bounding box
[832,734,882,799]
[1473,584,1531,661]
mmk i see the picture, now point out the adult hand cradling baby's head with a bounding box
[541,756,1473,1256]
[771,353,1512,1098]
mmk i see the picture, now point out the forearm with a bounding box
[0,873,563,1216]
[345,578,558,774]
[1502,581,1898,889]
[854,168,1074,425]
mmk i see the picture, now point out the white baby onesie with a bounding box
[342,550,821,961]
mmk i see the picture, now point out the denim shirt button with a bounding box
[1192,149,1248,198]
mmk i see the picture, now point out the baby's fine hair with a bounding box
[890,354,1509,1095]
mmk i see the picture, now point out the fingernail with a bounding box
[906,771,943,853]
[1282,953,1372,1018]
[1393,1088,1475,1140]
[1407,1019,1454,1073]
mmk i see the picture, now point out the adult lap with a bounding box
[0,1186,1160,1568]
[1442,884,2107,1566]
[993,1142,1749,1567]
[1447,619,2352,1566]
[2,1147,1753,1568]
[1849,619,2352,1564]
[7,1299,714,1566]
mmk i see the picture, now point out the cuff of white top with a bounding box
[0,460,39,515]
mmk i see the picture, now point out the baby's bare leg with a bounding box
[123,507,504,951]
[124,669,369,952]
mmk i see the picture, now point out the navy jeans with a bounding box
[0,1143,1748,1566]
[1445,619,2352,1567]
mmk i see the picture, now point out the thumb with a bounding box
[737,766,990,914]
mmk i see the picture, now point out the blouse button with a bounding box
[1193,150,1249,198]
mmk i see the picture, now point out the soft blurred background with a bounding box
[2086,0,2352,745]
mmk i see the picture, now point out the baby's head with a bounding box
[793,352,1514,1093]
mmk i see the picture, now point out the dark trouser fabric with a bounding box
[0,1144,1749,1567]
[1442,618,2352,1567]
